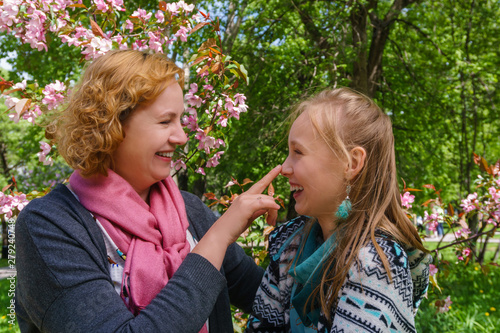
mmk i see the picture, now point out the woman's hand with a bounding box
[215,165,282,244]
[192,165,282,269]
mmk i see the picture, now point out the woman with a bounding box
[15,50,281,332]
[247,88,432,332]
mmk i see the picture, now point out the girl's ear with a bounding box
[346,147,366,181]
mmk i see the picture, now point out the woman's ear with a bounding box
[346,147,366,181]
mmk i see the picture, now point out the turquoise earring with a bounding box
[335,184,351,219]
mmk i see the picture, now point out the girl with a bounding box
[247,88,431,332]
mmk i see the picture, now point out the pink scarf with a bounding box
[69,170,193,316]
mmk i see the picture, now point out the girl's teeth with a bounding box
[290,185,304,192]
[156,152,173,157]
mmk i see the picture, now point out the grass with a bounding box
[415,262,500,332]
[424,241,499,264]
[0,279,20,332]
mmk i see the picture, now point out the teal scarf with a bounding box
[288,222,336,329]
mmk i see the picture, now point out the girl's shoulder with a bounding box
[357,235,410,275]
[268,215,309,259]
[352,233,432,312]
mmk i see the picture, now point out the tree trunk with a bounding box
[223,0,249,55]
[349,2,369,95]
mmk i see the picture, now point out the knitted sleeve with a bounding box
[331,239,419,333]
[15,185,227,333]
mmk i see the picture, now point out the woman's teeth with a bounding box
[290,185,304,192]
[156,152,174,157]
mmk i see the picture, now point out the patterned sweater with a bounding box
[247,216,432,333]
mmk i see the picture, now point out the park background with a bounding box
[0,0,499,332]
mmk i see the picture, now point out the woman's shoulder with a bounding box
[20,184,80,217]
[17,184,98,236]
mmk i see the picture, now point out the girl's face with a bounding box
[112,82,188,200]
[282,111,347,226]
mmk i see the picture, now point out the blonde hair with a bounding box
[291,87,427,321]
[46,50,184,177]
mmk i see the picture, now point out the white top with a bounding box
[95,219,198,294]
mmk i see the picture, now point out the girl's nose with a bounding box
[281,156,292,177]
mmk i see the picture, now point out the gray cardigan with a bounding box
[15,184,264,332]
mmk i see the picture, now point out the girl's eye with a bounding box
[294,149,302,155]
[160,120,171,125]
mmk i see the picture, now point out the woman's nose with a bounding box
[281,156,292,177]
[170,123,188,146]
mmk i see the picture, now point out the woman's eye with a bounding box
[160,120,171,125]
[294,149,302,155]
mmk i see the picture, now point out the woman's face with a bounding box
[282,111,347,226]
[112,82,188,200]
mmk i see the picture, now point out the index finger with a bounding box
[246,165,282,195]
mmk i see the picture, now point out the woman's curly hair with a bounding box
[46,50,184,177]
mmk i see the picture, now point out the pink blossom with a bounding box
[400,191,415,209]
[203,84,213,91]
[177,0,195,12]
[437,296,452,313]
[489,186,500,202]
[86,36,113,59]
[182,114,199,131]
[225,96,247,120]
[225,180,236,188]
[0,0,21,27]
[22,105,43,125]
[424,211,439,231]
[185,90,203,108]
[429,264,438,276]
[174,25,190,42]
[125,19,134,32]
[131,39,149,51]
[131,8,152,21]
[233,93,246,105]
[457,255,464,261]
[189,83,198,94]
[155,11,165,23]
[49,17,68,33]
[462,248,471,257]
[460,192,478,213]
[171,159,187,171]
[94,0,109,12]
[4,95,19,109]
[206,151,224,168]
[166,2,180,15]
[192,12,202,23]
[37,141,53,165]
[217,116,228,127]
[12,80,27,90]
[195,167,205,175]
[215,139,225,148]
[109,0,125,11]
[455,228,471,238]
[195,131,216,154]
[11,193,28,211]
[42,80,66,110]
[196,66,209,77]
[147,31,163,53]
